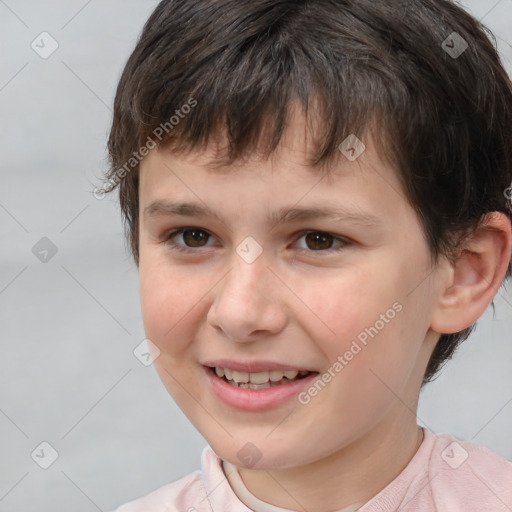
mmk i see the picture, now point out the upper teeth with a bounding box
[215,367,309,384]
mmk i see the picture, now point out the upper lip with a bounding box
[202,359,317,373]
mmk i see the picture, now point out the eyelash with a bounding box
[163,227,351,255]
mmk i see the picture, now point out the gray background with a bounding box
[0,1,511,511]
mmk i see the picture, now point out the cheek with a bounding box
[308,266,423,380]
[298,268,399,352]
[139,261,201,355]
[140,266,204,406]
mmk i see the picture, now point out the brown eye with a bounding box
[181,228,209,247]
[165,227,214,252]
[304,232,335,250]
[294,231,350,254]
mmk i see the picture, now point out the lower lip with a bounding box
[203,366,319,411]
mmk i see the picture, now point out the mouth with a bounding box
[205,365,317,390]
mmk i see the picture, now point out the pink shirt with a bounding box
[114,428,512,511]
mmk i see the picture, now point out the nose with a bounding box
[206,249,288,344]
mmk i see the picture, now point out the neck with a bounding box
[237,414,424,512]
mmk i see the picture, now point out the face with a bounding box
[137,108,444,471]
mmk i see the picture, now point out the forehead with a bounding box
[137,99,409,226]
[139,125,408,236]
[144,102,393,178]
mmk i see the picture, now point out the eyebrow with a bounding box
[143,200,382,227]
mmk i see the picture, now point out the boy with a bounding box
[104,0,512,510]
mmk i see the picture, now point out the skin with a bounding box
[137,105,512,511]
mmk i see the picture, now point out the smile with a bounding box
[212,366,312,389]
[204,365,320,411]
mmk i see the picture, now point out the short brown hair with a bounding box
[104,0,512,385]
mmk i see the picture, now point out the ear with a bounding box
[430,212,512,334]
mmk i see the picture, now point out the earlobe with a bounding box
[430,212,512,334]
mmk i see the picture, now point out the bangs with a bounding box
[111,1,398,175]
